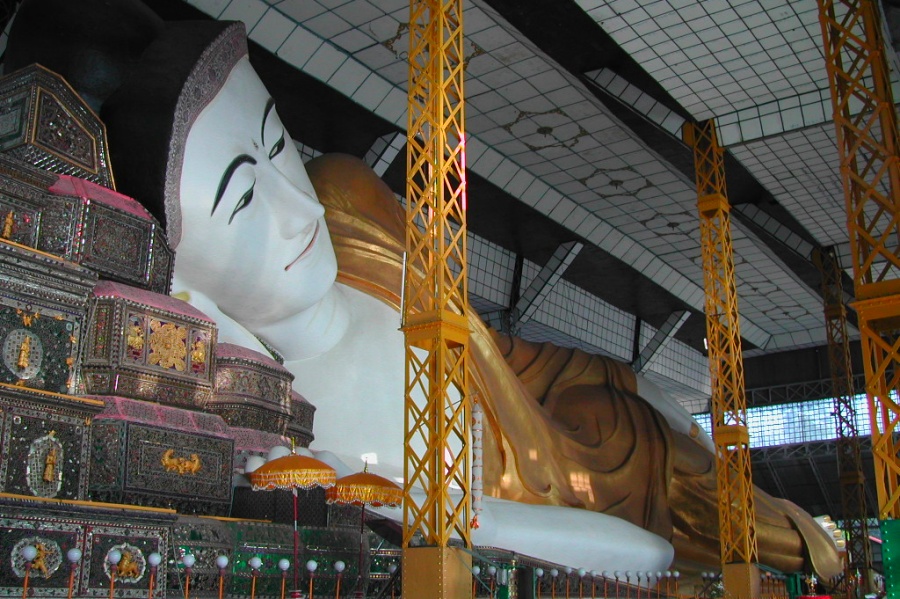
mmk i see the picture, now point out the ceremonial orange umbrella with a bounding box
[325,466,403,595]
[250,453,336,594]
[326,469,403,508]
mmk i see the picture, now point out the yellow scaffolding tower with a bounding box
[402,0,471,596]
[817,0,900,520]
[684,119,760,599]
[814,247,873,593]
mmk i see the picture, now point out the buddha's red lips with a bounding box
[284,221,320,271]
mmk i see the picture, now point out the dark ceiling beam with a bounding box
[744,342,866,395]
[511,241,583,334]
[364,132,406,178]
[632,310,689,374]
[753,441,840,462]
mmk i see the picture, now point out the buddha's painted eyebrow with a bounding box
[212,154,257,216]
[262,97,276,146]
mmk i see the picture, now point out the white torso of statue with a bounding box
[283,283,407,479]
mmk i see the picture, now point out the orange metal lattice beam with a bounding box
[813,246,873,593]
[818,0,900,520]
[684,120,759,599]
[403,0,471,595]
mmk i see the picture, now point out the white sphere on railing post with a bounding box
[550,569,559,578]
[535,568,544,578]
[22,546,38,562]
[305,560,317,573]
[216,555,230,573]
[63,546,82,599]
[333,559,345,595]
[472,566,481,576]
[249,557,262,572]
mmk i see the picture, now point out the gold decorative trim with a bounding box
[148,319,187,371]
[16,308,39,327]
[127,322,144,352]
[160,449,201,475]
[0,492,176,513]
[0,381,105,406]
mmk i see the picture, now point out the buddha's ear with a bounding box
[5,0,164,113]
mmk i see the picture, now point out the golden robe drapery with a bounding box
[307,152,841,576]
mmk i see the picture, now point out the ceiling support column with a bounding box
[818,13,900,584]
[818,0,900,522]
[403,0,471,596]
[814,246,874,593]
[684,119,759,599]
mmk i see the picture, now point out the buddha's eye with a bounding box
[229,183,254,224]
[269,131,285,160]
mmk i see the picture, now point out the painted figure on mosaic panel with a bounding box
[6,0,841,576]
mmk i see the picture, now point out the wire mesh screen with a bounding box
[694,392,874,448]
[231,487,328,527]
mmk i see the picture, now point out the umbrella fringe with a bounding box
[250,472,336,490]
[326,485,403,507]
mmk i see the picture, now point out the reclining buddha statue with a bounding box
[6,0,842,577]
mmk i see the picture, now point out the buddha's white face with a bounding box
[176,56,337,328]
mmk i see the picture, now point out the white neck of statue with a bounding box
[250,286,350,360]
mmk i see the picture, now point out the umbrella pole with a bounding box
[293,488,300,594]
[357,504,366,593]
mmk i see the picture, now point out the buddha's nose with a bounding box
[278,187,325,239]
[263,167,325,239]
